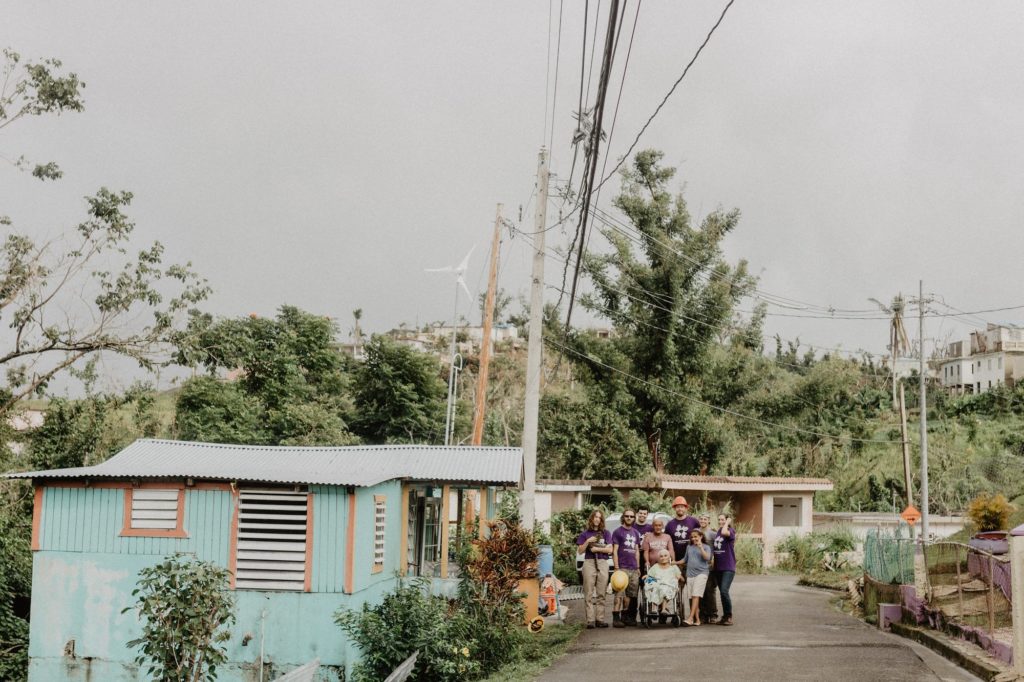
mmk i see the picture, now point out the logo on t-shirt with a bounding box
[673,526,688,539]
[714,535,724,550]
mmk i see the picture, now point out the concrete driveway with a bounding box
[538,575,979,682]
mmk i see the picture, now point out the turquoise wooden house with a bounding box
[8,439,521,681]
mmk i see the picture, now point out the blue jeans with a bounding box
[714,570,735,618]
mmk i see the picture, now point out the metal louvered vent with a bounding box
[131,489,179,530]
[373,498,386,567]
[236,490,308,591]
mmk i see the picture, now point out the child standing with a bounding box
[682,529,711,626]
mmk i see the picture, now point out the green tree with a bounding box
[0,49,209,415]
[173,306,358,445]
[352,336,446,443]
[123,554,235,682]
[568,150,755,473]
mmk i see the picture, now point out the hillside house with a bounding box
[940,325,1024,395]
[536,474,833,567]
[8,439,521,681]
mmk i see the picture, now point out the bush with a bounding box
[736,535,763,574]
[338,521,538,681]
[336,582,480,682]
[967,492,1015,532]
[777,526,857,574]
[123,554,236,682]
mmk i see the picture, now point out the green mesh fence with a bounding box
[863,528,915,585]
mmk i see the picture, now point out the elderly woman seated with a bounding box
[643,549,683,613]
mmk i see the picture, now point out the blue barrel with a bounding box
[538,544,554,576]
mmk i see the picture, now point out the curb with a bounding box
[889,622,1015,681]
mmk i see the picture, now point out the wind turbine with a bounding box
[427,246,475,446]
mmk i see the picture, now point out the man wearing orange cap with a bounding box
[665,496,700,570]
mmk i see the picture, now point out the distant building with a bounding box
[536,474,834,568]
[939,324,1024,394]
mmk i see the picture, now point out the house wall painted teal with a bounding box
[29,481,400,681]
[13,439,522,682]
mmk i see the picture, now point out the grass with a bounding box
[479,623,583,682]
[798,569,860,591]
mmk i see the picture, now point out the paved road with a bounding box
[538,575,980,682]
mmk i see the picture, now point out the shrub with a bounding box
[967,492,1015,532]
[335,581,480,682]
[736,535,763,574]
[123,554,236,682]
[777,526,857,574]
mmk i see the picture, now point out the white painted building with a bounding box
[940,325,1024,395]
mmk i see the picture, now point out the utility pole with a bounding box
[471,204,503,445]
[919,279,930,541]
[520,148,548,528]
[898,382,913,507]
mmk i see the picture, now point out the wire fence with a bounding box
[923,541,1011,636]
[863,528,915,585]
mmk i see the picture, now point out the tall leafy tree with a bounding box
[569,150,756,473]
[352,336,446,443]
[173,306,358,445]
[0,49,209,415]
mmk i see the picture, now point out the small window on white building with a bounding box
[122,488,185,537]
[235,489,310,591]
[988,359,993,370]
[999,357,1003,369]
[772,497,801,527]
[373,495,386,573]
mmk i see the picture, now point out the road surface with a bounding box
[538,575,979,682]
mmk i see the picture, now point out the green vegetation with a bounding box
[479,623,583,682]
[337,521,538,681]
[777,526,857,574]
[123,554,236,681]
[966,492,1016,532]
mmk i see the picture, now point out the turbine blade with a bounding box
[457,275,472,301]
[456,245,475,274]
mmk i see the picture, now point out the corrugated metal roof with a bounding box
[6,439,522,487]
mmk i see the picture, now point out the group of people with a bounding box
[575,496,736,629]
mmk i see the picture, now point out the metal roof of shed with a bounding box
[6,439,522,487]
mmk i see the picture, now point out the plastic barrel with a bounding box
[538,545,554,576]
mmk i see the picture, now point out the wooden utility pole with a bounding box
[898,382,913,507]
[520,149,548,528]
[471,204,503,445]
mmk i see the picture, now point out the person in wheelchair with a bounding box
[643,549,682,616]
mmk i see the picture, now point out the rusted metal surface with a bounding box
[7,438,522,487]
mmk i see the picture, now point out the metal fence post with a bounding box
[955,545,964,622]
[988,553,996,636]
[1010,525,1024,674]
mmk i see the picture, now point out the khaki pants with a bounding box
[582,558,609,623]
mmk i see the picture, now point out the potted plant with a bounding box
[966,493,1015,555]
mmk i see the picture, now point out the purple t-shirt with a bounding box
[612,526,642,570]
[712,526,738,572]
[576,529,612,560]
[665,516,700,558]
[634,522,654,536]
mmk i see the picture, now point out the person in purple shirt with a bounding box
[627,506,653,625]
[712,513,737,625]
[665,496,700,568]
[633,506,654,538]
[576,510,613,628]
[611,508,642,627]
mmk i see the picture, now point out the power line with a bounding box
[592,0,737,196]
[544,334,900,444]
[548,0,565,158]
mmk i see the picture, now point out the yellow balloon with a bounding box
[610,570,629,592]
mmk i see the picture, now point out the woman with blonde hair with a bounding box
[576,509,613,628]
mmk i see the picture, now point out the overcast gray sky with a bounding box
[5,1,1024,390]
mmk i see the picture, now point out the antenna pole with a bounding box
[520,149,548,528]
